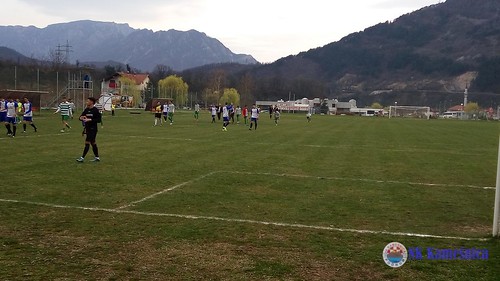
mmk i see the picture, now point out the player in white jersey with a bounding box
[4,98,18,137]
[211,105,217,123]
[162,101,169,123]
[194,103,200,121]
[22,97,38,133]
[273,106,281,126]
[249,104,259,131]
[0,97,7,135]
[168,101,175,125]
[235,106,242,124]
[306,107,312,122]
[67,98,75,119]
[222,103,230,131]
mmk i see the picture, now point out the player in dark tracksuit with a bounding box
[76,97,102,162]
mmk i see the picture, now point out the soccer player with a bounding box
[153,101,162,126]
[15,99,22,124]
[194,103,200,121]
[216,104,222,120]
[235,105,242,124]
[22,97,38,133]
[242,105,248,126]
[274,107,281,126]
[67,98,75,119]
[111,103,116,116]
[222,102,230,131]
[306,107,312,122]
[211,105,217,123]
[54,97,72,132]
[162,101,169,123]
[168,101,175,125]
[4,98,18,137]
[0,98,7,135]
[249,104,259,131]
[76,97,102,162]
[228,103,235,123]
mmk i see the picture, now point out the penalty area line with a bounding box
[114,171,218,210]
[124,135,194,142]
[229,171,495,190]
[0,198,489,241]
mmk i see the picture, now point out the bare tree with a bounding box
[238,72,255,105]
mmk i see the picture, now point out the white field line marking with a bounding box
[115,171,217,210]
[4,131,490,156]
[0,198,489,241]
[229,171,496,190]
[0,133,69,140]
[250,142,490,156]
[125,135,193,141]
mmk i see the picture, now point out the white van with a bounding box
[441,111,463,119]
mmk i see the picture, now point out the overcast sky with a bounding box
[0,0,443,63]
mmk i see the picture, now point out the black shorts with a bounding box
[85,129,97,143]
[155,113,162,118]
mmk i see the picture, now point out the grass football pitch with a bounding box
[1,109,499,280]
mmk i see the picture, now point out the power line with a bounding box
[55,40,73,63]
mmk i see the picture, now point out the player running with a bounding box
[306,107,313,122]
[249,104,259,131]
[222,103,230,131]
[194,103,200,121]
[54,97,72,132]
[274,107,281,126]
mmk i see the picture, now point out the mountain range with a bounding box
[0,20,257,71]
[184,0,500,107]
[1,0,499,108]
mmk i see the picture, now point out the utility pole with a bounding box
[56,41,73,64]
[463,86,468,108]
[63,40,73,64]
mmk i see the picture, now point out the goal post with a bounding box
[493,135,500,237]
[389,105,431,119]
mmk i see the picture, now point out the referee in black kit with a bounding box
[76,97,102,163]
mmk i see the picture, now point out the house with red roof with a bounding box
[447,104,464,112]
[101,72,150,108]
[441,104,465,119]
